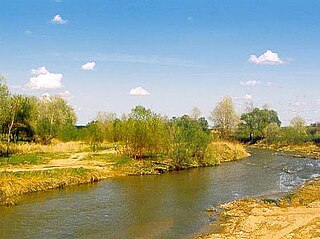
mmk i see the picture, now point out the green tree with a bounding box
[281,116,307,145]
[1,95,37,155]
[0,77,9,138]
[239,108,281,142]
[210,97,239,139]
[95,112,117,142]
[170,115,210,166]
[34,96,76,144]
[263,122,281,144]
[119,106,168,159]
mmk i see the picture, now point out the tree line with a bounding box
[0,77,76,155]
[1,77,319,160]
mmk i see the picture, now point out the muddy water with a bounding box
[0,149,319,239]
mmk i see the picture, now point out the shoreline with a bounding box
[249,143,320,160]
[0,141,249,206]
[203,175,320,238]
[202,143,320,238]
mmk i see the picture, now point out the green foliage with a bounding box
[170,115,210,166]
[238,107,281,142]
[33,96,77,144]
[263,122,281,144]
[120,106,168,159]
[0,76,9,130]
[83,121,105,152]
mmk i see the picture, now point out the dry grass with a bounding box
[0,168,115,206]
[253,142,320,159]
[9,140,89,155]
[0,140,249,206]
[204,141,250,165]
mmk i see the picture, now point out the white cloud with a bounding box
[40,91,71,101]
[243,94,252,100]
[58,90,71,99]
[240,80,260,86]
[187,16,193,21]
[129,87,150,96]
[266,81,274,87]
[28,66,63,90]
[24,30,32,35]
[81,61,96,70]
[249,50,284,65]
[51,14,67,24]
[235,94,252,101]
[31,66,48,75]
[41,93,52,102]
[289,101,307,107]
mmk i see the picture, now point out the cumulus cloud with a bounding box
[129,87,150,96]
[51,14,67,24]
[28,66,63,90]
[81,61,96,70]
[240,80,260,86]
[40,91,71,101]
[249,50,284,65]
[235,94,252,101]
[58,90,71,99]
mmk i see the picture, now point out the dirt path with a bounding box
[0,150,116,172]
[205,179,320,239]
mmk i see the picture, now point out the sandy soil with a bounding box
[204,179,320,239]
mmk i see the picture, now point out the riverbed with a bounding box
[0,149,319,239]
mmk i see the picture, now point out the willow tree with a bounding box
[119,106,168,159]
[34,96,76,144]
[239,107,281,142]
[169,115,210,166]
[210,97,239,139]
[281,116,307,145]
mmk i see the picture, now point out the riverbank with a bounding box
[251,142,320,159]
[0,141,248,206]
[203,178,320,239]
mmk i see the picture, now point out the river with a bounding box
[0,149,320,239]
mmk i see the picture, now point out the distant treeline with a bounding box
[1,77,319,159]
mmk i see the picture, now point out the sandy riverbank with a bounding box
[204,178,320,239]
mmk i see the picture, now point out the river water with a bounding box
[0,149,320,239]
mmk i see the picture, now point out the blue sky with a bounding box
[0,0,320,125]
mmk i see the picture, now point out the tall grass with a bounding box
[0,168,109,205]
[9,140,88,154]
[204,141,250,165]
